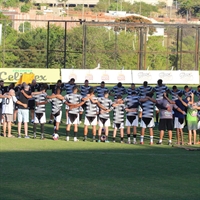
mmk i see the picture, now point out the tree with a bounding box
[21,4,31,13]
[18,22,31,33]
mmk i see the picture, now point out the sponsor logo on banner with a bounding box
[101,72,109,81]
[69,71,77,80]
[159,72,173,81]
[85,73,93,80]
[0,68,60,83]
[117,73,125,81]
[179,72,193,81]
[137,72,152,81]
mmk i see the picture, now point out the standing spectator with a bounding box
[2,89,27,137]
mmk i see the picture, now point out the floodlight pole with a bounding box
[64,21,67,69]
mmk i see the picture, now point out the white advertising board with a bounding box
[61,69,199,84]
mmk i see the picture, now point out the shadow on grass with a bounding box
[0,138,200,200]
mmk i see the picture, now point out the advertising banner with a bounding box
[61,69,199,84]
[0,68,60,83]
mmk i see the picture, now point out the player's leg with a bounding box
[112,125,117,142]
[66,124,71,141]
[92,125,96,142]
[98,120,103,142]
[83,125,88,141]
[188,130,192,145]
[7,121,12,137]
[104,126,109,142]
[149,128,154,145]
[17,109,23,138]
[120,126,124,143]
[23,110,29,138]
[73,124,78,141]
[193,130,197,144]
[2,115,7,137]
[126,126,131,144]
[140,127,145,144]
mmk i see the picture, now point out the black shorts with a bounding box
[159,119,173,131]
[28,100,35,110]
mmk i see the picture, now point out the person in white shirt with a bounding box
[2,89,27,137]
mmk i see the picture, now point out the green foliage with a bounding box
[0,0,19,7]
[18,22,31,33]
[20,3,31,13]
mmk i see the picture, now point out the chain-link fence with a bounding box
[0,19,199,71]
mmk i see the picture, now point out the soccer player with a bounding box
[47,87,65,140]
[138,81,153,124]
[152,79,170,125]
[32,84,48,139]
[0,80,5,126]
[194,85,200,101]
[110,82,126,100]
[29,79,40,123]
[94,81,109,98]
[139,93,156,145]
[173,93,188,145]
[170,85,183,101]
[123,91,140,144]
[64,78,76,123]
[183,85,194,98]
[2,89,27,137]
[152,93,186,145]
[82,87,99,142]
[97,91,113,143]
[79,79,91,122]
[126,83,139,96]
[112,95,126,143]
[65,86,85,142]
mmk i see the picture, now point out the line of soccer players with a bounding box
[0,78,200,145]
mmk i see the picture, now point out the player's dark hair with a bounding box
[72,86,78,92]
[143,81,148,87]
[172,85,177,90]
[117,82,122,87]
[184,85,189,89]
[57,80,62,84]
[157,79,163,85]
[89,87,94,94]
[117,95,122,99]
[104,91,109,95]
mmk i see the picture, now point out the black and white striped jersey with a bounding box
[33,93,47,113]
[64,83,76,95]
[84,96,98,117]
[140,100,155,118]
[123,95,140,116]
[170,89,183,101]
[64,93,82,114]
[126,88,139,96]
[98,97,113,119]
[95,86,109,98]
[112,104,125,123]
[110,86,126,99]
[80,85,91,97]
[154,85,169,100]
[183,89,194,98]
[48,98,65,115]
[194,90,200,101]
[138,85,153,98]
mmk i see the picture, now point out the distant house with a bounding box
[124,0,173,6]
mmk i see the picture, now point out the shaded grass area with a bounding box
[0,138,200,200]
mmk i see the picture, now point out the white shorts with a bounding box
[98,118,110,127]
[174,117,184,129]
[126,115,138,127]
[113,122,124,129]
[18,109,29,123]
[138,106,143,112]
[84,116,97,126]
[34,112,46,124]
[141,117,154,128]
[53,111,62,123]
[67,113,79,125]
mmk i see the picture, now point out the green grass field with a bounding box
[1,85,200,200]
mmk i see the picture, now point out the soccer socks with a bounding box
[133,134,137,143]
[150,136,153,143]
[33,123,37,138]
[113,137,115,142]
[140,135,144,143]
[127,134,131,142]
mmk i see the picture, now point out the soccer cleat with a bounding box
[140,142,144,145]
[83,138,87,142]
[105,140,109,143]
[40,134,45,140]
[149,142,154,145]
[126,140,131,144]
[97,140,101,143]
[113,140,116,143]
[120,141,124,144]
[74,138,79,142]
[168,142,172,146]
[133,141,137,144]
[66,136,69,141]
[24,135,30,139]
[17,135,21,138]
[156,141,162,145]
